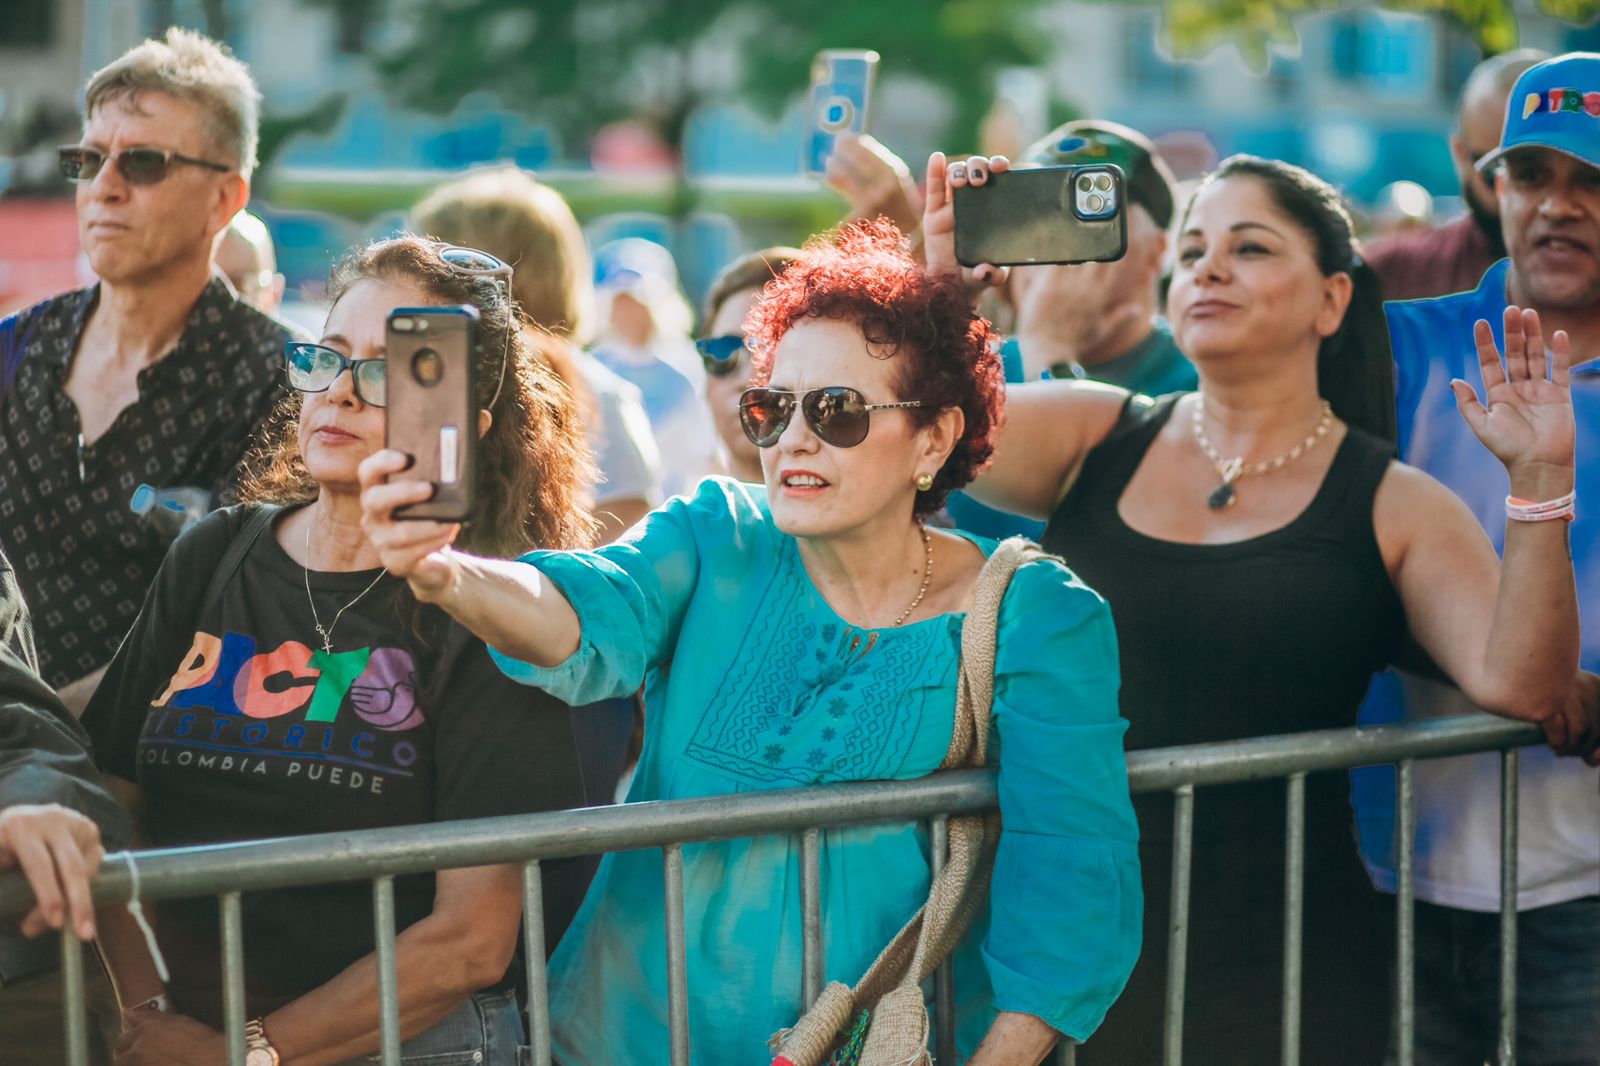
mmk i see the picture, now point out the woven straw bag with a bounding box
[769,537,1046,1066]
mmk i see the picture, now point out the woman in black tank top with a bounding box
[922,154,1585,1062]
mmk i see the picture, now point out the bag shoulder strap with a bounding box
[197,504,282,619]
[941,536,1048,770]
[0,314,39,397]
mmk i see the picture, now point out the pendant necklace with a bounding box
[303,518,389,654]
[890,523,934,627]
[1190,398,1334,510]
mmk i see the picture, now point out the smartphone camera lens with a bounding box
[1077,174,1095,193]
[412,349,445,387]
[1094,173,1113,192]
[820,96,855,133]
[1085,193,1107,214]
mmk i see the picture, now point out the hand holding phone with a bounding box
[385,306,478,522]
[804,50,879,176]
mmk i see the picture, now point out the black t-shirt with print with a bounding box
[84,506,588,1026]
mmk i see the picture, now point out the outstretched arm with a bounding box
[357,450,582,667]
[1379,307,1580,744]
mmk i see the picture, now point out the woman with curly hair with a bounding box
[357,220,1142,1063]
[84,236,598,1065]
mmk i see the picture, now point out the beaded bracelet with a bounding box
[1506,490,1576,522]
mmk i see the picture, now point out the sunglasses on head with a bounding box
[738,386,923,449]
[58,144,231,186]
[430,243,514,410]
[695,335,748,378]
[283,343,388,408]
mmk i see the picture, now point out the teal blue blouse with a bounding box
[491,478,1141,1063]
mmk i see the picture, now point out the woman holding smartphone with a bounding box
[927,153,1588,1063]
[358,221,1143,1064]
[85,236,597,1066]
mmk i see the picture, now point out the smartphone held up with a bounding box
[952,164,1129,268]
[804,49,878,175]
[385,306,478,523]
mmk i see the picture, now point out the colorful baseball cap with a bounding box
[1477,52,1600,174]
[1022,119,1177,228]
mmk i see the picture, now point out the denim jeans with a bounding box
[1386,896,1600,1066]
[344,988,528,1066]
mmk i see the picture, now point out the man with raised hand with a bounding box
[0,29,298,710]
[1356,51,1600,1064]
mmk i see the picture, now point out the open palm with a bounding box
[1452,306,1575,471]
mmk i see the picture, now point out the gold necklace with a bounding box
[891,523,933,627]
[303,518,389,654]
[1190,398,1334,510]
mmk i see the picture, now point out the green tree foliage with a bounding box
[1162,0,1598,68]
[300,0,1053,159]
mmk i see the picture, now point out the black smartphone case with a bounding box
[385,306,477,522]
[953,165,1129,267]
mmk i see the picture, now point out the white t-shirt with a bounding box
[590,338,721,500]
[575,351,662,507]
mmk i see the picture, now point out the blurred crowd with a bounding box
[0,25,1596,1066]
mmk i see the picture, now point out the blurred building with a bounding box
[3,1,1599,316]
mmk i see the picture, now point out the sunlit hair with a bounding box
[85,27,260,176]
[411,166,597,344]
[239,234,599,556]
[700,247,803,337]
[742,219,1005,516]
[410,167,597,437]
[1186,155,1396,444]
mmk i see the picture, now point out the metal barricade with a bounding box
[0,714,1541,1066]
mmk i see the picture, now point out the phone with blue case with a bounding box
[804,50,879,175]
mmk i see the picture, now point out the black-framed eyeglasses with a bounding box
[283,342,388,408]
[58,144,231,186]
[695,335,748,378]
[432,243,514,409]
[738,386,923,449]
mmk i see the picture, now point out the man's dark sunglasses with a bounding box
[695,335,748,378]
[738,386,923,449]
[58,144,231,186]
[283,343,387,408]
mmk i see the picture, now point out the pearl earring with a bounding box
[915,473,934,492]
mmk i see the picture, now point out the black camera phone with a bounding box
[952,164,1129,267]
[385,306,478,522]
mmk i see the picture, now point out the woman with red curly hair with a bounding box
[357,220,1141,1063]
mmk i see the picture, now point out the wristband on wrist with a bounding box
[1506,490,1576,522]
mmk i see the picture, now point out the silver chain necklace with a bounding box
[302,518,389,654]
[1191,397,1334,510]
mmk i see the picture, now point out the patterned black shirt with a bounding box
[0,278,301,687]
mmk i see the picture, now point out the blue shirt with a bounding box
[1353,258,1600,902]
[491,478,1142,1062]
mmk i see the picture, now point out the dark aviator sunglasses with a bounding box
[59,144,231,186]
[738,386,923,449]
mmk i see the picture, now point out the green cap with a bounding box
[1022,120,1176,229]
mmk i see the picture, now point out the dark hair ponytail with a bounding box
[1320,260,1395,445]
[1197,156,1397,445]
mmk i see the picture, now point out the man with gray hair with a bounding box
[1367,49,1550,300]
[0,28,298,710]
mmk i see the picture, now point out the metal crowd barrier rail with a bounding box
[0,713,1542,1066]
